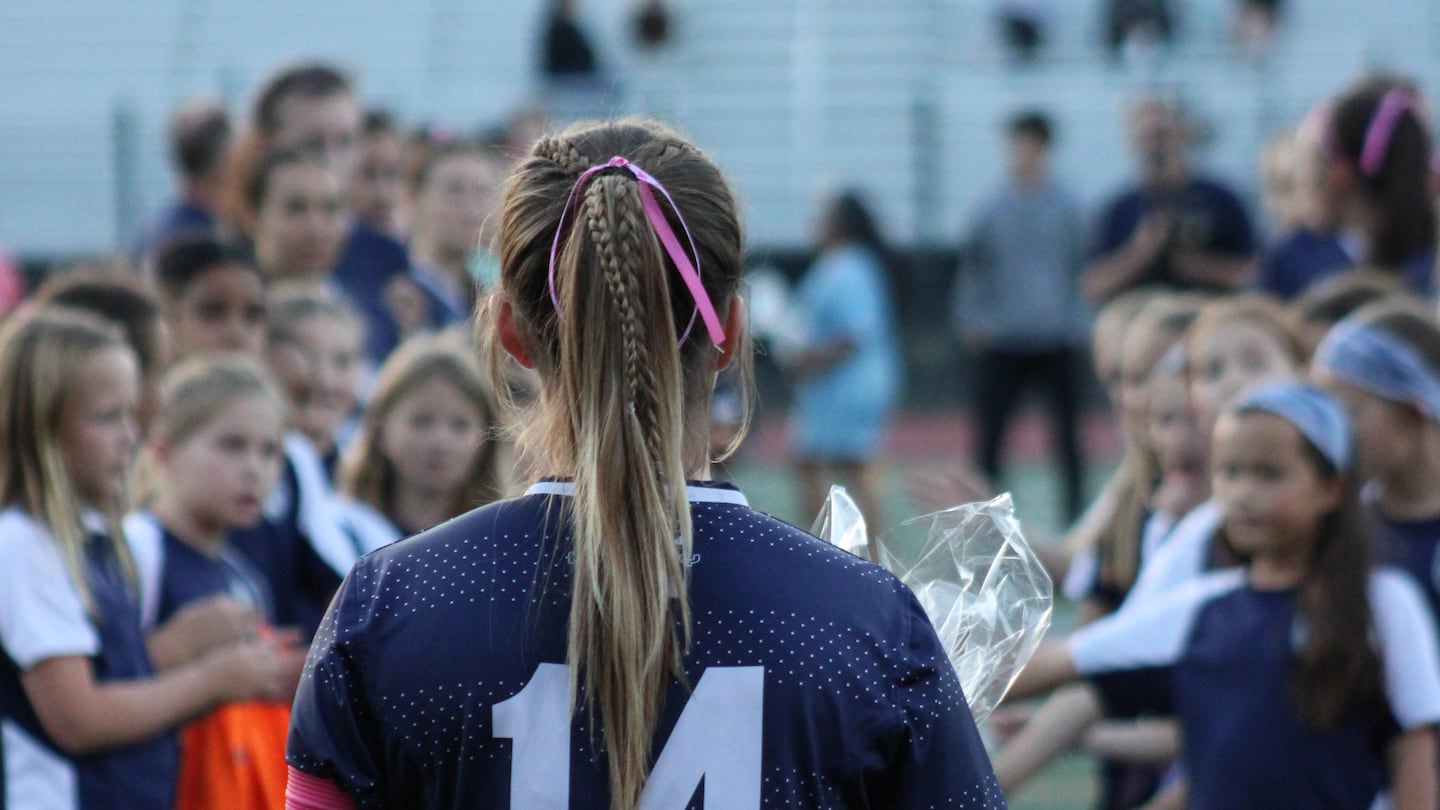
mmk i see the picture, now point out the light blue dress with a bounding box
[790,244,900,459]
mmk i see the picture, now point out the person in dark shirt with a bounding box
[245,62,413,362]
[1084,96,1257,301]
[134,101,231,271]
[286,119,1005,809]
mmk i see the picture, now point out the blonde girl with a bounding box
[338,334,506,550]
[0,309,285,810]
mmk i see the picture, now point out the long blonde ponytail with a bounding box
[492,119,749,808]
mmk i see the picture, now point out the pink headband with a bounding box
[547,156,726,348]
[1358,89,1414,177]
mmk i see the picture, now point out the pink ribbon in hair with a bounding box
[1359,89,1414,177]
[547,156,726,348]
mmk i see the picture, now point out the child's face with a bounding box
[1148,374,1207,497]
[255,163,347,281]
[294,316,362,441]
[352,132,403,233]
[378,375,487,499]
[418,154,496,256]
[1212,411,1340,563]
[1311,370,1409,482]
[1189,322,1298,433]
[60,346,140,509]
[1117,329,1171,447]
[162,394,284,531]
[169,263,266,360]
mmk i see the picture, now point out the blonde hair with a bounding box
[1097,294,1204,596]
[154,355,287,447]
[488,118,749,806]
[339,334,506,518]
[0,307,137,612]
[265,281,363,347]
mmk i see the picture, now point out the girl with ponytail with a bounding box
[286,119,1004,809]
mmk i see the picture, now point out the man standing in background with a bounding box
[956,110,1088,521]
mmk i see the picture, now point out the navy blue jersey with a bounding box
[288,482,1005,808]
[232,436,354,637]
[1252,226,1352,300]
[0,508,179,810]
[1373,507,1440,625]
[1070,568,1440,809]
[333,219,409,363]
[124,512,276,630]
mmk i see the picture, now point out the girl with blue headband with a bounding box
[1313,301,1440,622]
[1009,380,1440,809]
[285,119,1004,809]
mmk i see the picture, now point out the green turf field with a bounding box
[727,456,1105,809]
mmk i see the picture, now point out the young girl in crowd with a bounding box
[286,119,1004,808]
[406,139,505,325]
[32,272,172,434]
[0,308,287,810]
[338,334,506,551]
[227,284,361,637]
[1122,294,1305,606]
[1012,381,1440,809]
[1313,302,1440,621]
[265,283,365,477]
[126,355,305,810]
[789,188,901,534]
[1289,269,1402,356]
[1321,75,1436,293]
[999,294,1202,809]
[239,149,347,286]
[153,233,267,362]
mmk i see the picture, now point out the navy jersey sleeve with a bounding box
[287,559,387,807]
[864,584,1006,808]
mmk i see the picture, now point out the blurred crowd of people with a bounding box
[0,26,1439,806]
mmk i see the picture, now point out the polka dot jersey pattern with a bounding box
[287,484,1006,808]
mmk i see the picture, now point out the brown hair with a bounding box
[32,271,167,380]
[487,118,749,806]
[0,308,137,612]
[1327,77,1436,270]
[340,334,506,518]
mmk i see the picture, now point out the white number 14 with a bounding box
[493,664,765,809]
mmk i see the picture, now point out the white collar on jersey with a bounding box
[524,480,749,507]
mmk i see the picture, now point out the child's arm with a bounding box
[993,683,1100,792]
[1386,726,1437,810]
[1006,642,1079,700]
[1081,717,1181,763]
[146,594,261,670]
[21,636,287,755]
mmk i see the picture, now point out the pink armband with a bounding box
[285,767,355,810]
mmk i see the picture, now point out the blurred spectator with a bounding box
[541,0,599,78]
[1322,75,1436,295]
[134,100,231,270]
[787,189,900,534]
[1232,0,1284,61]
[351,110,405,238]
[1104,0,1175,65]
[995,0,1047,64]
[239,149,347,288]
[1083,96,1256,301]
[1256,129,1300,238]
[31,271,170,433]
[406,139,505,328]
[244,61,411,362]
[1253,114,1351,299]
[955,110,1087,521]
